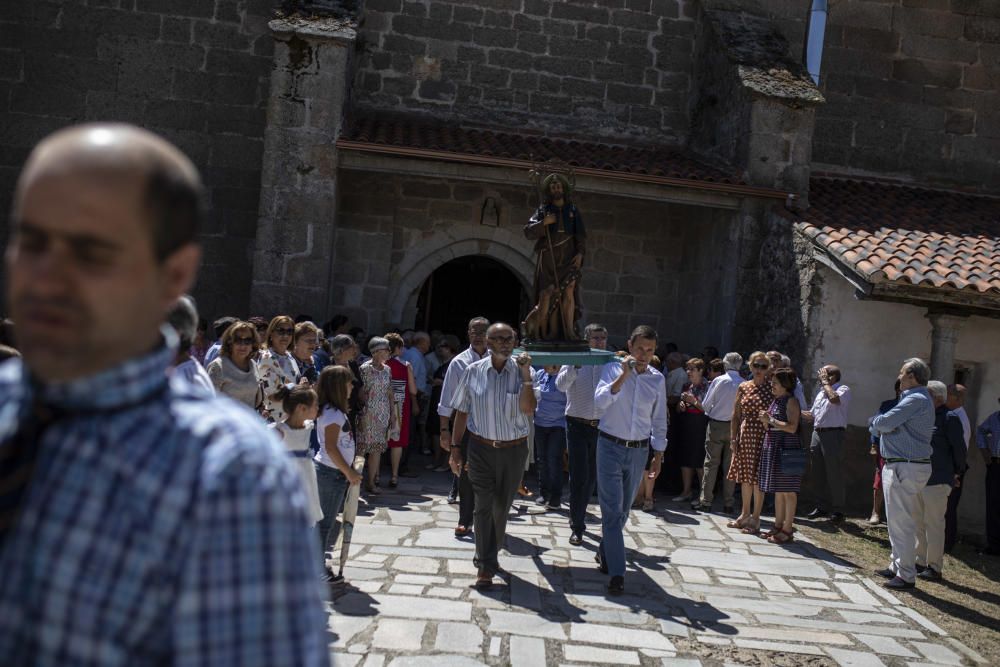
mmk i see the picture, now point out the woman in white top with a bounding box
[314,365,363,583]
[268,383,323,524]
[206,320,261,409]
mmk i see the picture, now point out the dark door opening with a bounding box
[415,256,528,340]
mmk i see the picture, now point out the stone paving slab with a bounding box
[327,474,979,666]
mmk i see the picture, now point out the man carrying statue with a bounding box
[521,172,586,343]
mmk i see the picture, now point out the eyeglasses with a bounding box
[274,328,293,336]
[233,337,255,345]
[488,335,515,344]
[752,363,769,369]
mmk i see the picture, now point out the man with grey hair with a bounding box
[871,357,935,589]
[802,363,851,522]
[166,294,214,397]
[556,323,609,545]
[689,352,742,513]
[912,381,966,581]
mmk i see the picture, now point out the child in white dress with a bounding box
[269,383,324,524]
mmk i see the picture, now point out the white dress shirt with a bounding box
[810,382,851,428]
[595,361,669,452]
[451,356,531,441]
[437,346,489,418]
[556,364,603,420]
[950,406,971,449]
[700,369,742,421]
[666,366,687,397]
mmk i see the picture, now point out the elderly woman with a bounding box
[357,336,397,494]
[258,315,301,422]
[207,320,261,409]
[385,333,418,488]
[291,321,321,385]
[674,358,710,503]
[727,351,773,534]
[757,368,804,543]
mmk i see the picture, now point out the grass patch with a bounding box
[797,517,999,664]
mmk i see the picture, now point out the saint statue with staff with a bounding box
[521,164,586,344]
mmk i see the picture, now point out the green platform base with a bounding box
[513,347,616,366]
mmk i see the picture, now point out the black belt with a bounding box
[708,418,730,424]
[567,415,600,428]
[468,432,527,449]
[885,457,931,464]
[816,427,846,432]
[599,431,649,449]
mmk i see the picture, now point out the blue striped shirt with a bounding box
[977,410,1000,457]
[533,368,567,428]
[870,386,935,460]
[451,356,531,441]
[0,332,329,667]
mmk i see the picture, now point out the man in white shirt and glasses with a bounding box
[449,323,536,590]
[802,364,852,522]
[687,351,743,513]
[593,325,668,595]
[556,323,608,546]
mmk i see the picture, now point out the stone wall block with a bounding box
[892,6,966,39]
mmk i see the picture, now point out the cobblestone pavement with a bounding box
[327,472,986,666]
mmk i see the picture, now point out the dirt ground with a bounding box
[797,517,1000,665]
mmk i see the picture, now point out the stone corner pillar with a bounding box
[249,18,357,317]
[926,311,968,382]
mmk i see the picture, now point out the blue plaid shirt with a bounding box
[0,332,329,666]
[870,386,935,461]
[977,410,1000,457]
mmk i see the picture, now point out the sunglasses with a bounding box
[752,363,769,369]
[274,328,294,336]
[233,337,255,345]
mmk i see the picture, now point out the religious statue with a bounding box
[521,166,586,344]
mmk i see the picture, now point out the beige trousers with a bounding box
[914,482,952,573]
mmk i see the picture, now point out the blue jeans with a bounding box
[535,424,566,505]
[597,436,648,578]
[567,420,599,534]
[315,461,349,568]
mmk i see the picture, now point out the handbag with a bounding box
[779,446,807,476]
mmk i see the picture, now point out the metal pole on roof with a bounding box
[803,0,828,86]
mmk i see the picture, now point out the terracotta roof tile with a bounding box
[339,114,742,185]
[794,178,1000,295]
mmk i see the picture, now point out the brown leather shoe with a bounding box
[454,525,470,537]
[475,570,493,590]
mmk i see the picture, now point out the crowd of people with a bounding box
[53,294,993,595]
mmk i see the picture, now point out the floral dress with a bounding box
[727,380,774,485]
[257,348,300,423]
[357,360,394,456]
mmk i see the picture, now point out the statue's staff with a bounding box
[533,171,565,328]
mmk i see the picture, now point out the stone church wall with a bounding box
[0,0,276,318]
[758,0,1000,193]
[352,0,699,144]
[331,169,741,348]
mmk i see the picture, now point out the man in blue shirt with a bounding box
[0,124,328,666]
[533,364,568,510]
[870,357,936,589]
[593,325,668,595]
[976,396,1000,556]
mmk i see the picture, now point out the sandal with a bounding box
[768,528,795,544]
[760,527,781,539]
[389,478,398,488]
[642,499,654,511]
[727,517,749,529]
[740,520,760,536]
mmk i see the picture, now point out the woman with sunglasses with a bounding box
[258,315,301,422]
[206,320,261,409]
[291,321,321,385]
[727,350,774,534]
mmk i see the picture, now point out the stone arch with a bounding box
[387,227,535,328]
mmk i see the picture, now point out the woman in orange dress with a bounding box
[727,351,773,534]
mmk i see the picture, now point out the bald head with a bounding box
[7,123,204,382]
[16,123,203,261]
